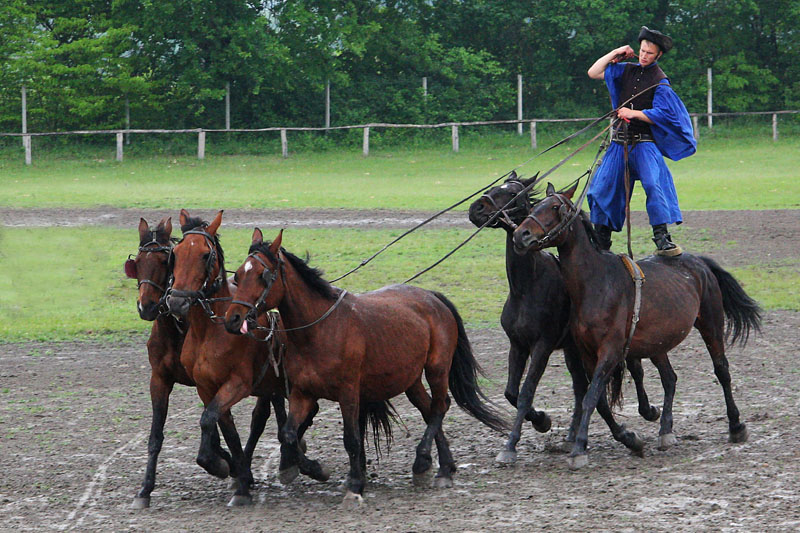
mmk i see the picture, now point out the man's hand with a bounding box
[611,45,635,63]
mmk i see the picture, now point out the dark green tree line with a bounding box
[1,0,797,133]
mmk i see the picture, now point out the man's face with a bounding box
[638,40,662,66]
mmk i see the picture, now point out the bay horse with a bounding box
[468,172,662,463]
[126,216,266,509]
[164,210,328,506]
[513,182,761,469]
[223,228,509,504]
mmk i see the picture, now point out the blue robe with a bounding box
[588,62,696,231]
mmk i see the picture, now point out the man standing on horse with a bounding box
[587,26,696,256]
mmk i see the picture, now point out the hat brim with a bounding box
[638,26,673,53]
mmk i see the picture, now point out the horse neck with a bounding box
[275,261,335,345]
[554,219,609,299]
[504,229,544,294]
[186,274,232,337]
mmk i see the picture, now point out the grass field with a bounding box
[1,132,798,211]
[1,130,798,341]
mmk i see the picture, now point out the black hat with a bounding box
[638,26,673,53]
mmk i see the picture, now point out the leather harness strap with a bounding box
[619,254,645,359]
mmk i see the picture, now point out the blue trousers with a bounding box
[588,141,682,232]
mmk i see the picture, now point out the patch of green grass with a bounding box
[1,132,797,210]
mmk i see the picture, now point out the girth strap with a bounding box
[619,254,645,359]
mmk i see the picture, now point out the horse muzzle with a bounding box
[512,228,543,254]
[137,300,160,321]
[166,293,193,318]
[224,312,245,335]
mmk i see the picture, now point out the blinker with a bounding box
[124,257,137,279]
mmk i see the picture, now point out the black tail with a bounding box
[701,256,762,346]
[433,291,509,433]
[361,400,397,459]
[608,361,626,410]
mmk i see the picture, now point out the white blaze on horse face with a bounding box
[244,261,253,273]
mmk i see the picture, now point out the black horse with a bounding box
[513,182,761,468]
[469,172,661,463]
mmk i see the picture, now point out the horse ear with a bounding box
[206,210,224,236]
[508,170,517,181]
[546,182,555,196]
[179,209,190,228]
[252,227,264,245]
[522,171,540,187]
[269,229,284,255]
[138,218,149,240]
[157,217,172,239]
[562,181,579,200]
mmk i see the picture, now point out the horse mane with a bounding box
[250,242,338,301]
[578,211,603,252]
[181,216,225,269]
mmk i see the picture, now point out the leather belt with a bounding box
[612,131,654,144]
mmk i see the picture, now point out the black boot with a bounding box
[652,224,682,256]
[594,224,613,251]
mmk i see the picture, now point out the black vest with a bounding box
[619,63,667,135]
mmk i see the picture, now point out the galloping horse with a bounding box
[164,210,328,506]
[469,173,662,463]
[126,216,266,508]
[513,183,761,468]
[223,229,509,504]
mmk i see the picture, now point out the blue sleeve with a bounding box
[603,63,626,108]
[643,82,697,161]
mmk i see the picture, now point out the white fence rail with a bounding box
[1,111,797,165]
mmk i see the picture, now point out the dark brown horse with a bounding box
[164,210,328,506]
[469,173,662,463]
[513,182,761,468]
[126,216,264,509]
[223,228,508,504]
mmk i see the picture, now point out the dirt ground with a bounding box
[1,208,799,532]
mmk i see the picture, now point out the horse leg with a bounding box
[278,392,318,485]
[626,357,661,422]
[562,339,587,446]
[569,355,638,469]
[406,380,456,487]
[594,385,645,456]
[650,353,678,450]
[275,398,329,484]
[236,395,271,489]
[339,398,366,505]
[504,341,549,428]
[697,325,748,443]
[133,374,174,509]
[497,340,554,464]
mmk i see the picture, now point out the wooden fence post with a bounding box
[452,125,459,153]
[23,135,31,165]
[530,121,537,149]
[707,68,713,129]
[363,127,370,156]
[692,116,699,140]
[517,75,523,135]
[197,130,205,159]
[225,82,231,130]
[772,113,778,141]
[116,132,123,161]
[281,129,288,158]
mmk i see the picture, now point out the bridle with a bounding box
[479,179,532,229]
[126,232,175,296]
[231,249,348,339]
[522,192,580,249]
[165,228,228,316]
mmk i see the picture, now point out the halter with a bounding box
[127,233,174,293]
[479,179,531,229]
[522,192,580,249]
[166,228,228,317]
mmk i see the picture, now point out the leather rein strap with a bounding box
[619,254,645,359]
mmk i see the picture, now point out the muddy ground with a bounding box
[1,208,799,532]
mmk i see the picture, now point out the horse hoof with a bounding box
[533,414,552,434]
[198,457,230,479]
[495,449,518,464]
[628,432,645,457]
[567,454,589,470]
[131,496,150,510]
[412,471,432,487]
[642,405,661,422]
[729,424,749,444]
[279,465,300,485]
[657,433,677,451]
[299,437,308,454]
[341,491,364,508]
[433,475,454,489]
[227,494,253,507]
[304,463,331,482]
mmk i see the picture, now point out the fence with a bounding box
[1,110,798,165]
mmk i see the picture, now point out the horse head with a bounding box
[513,181,579,253]
[165,209,225,318]
[224,228,285,335]
[125,217,174,321]
[468,171,540,229]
